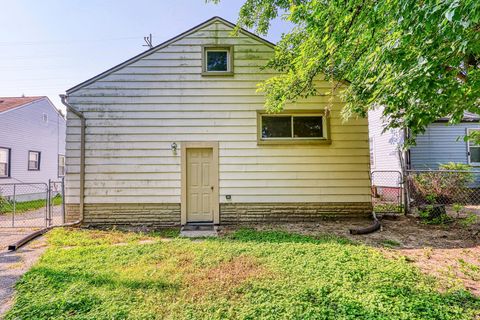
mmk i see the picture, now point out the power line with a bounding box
[0,36,142,46]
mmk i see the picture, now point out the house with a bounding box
[61,17,372,227]
[0,96,66,200]
[408,112,480,169]
[369,107,480,175]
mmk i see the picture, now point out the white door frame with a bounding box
[181,141,219,225]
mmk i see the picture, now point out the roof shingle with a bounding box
[0,96,45,113]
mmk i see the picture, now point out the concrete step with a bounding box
[180,224,218,238]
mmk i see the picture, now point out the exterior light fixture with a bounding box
[171,142,178,155]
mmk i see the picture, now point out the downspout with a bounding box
[60,94,85,225]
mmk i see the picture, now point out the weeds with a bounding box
[5,228,480,320]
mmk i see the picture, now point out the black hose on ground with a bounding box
[7,221,81,251]
[349,212,381,235]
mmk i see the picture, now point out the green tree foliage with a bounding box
[211,0,480,141]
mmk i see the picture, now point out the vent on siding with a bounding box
[42,113,48,123]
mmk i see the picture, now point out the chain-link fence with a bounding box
[405,169,480,218]
[0,179,65,228]
[371,170,404,214]
[48,180,65,226]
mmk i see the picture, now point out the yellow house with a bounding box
[62,17,372,227]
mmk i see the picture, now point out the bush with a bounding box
[0,193,7,214]
[410,163,474,204]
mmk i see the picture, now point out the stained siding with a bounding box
[0,98,66,184]
[410,122,480,169]
[65,21,371,205]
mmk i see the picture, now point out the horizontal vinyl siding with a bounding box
[0,99,66,186]
[65,21,371,205]
[410,122,480,169]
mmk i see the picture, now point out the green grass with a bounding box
[5,228,479,320]
[0,195,62,214]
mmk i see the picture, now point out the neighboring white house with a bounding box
[63,17,372,226]
[369,107,480,175]
[0,96,66,199]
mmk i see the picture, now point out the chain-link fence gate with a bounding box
[0,179,65,228]
[371,170,404,214]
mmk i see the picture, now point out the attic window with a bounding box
[202,46,233,76]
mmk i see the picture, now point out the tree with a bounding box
[211,0,480,142]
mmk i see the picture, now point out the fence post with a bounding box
[61,177,65,224]
[12,184,16,227]
[47,179,51,227]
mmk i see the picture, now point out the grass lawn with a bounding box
[0,195,62,214]
[5,228,480,319]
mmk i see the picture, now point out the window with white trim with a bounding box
[468,129,480,166]
[202,46,233,75]
[58,154,65,177]
[28,151,41,171]
[0,148,10,178]
[257,112,329,144]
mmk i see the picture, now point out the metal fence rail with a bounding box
[0,179,64,228]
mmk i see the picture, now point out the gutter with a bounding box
[59,94,85,226]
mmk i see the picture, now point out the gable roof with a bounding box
[66,16,276,95]
[0,96,45,113]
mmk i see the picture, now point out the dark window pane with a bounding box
[206,51,228,71]
[293,116,323,138]
[471,147,480,163]
[262,116,292,138]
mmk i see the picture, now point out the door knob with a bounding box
[211,186,214,190]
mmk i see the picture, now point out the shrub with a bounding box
[0,193,7,214]
[410,163,474,204]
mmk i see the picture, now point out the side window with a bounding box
[468,129,480,165]
[257,112,329,144]
[28,151,41,171]
[58,154,65,177]
[0,147,10,178]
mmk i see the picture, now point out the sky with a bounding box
[0,0,291,112]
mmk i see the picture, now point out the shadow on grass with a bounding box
[24,266,180,292]
[225,228,355,245]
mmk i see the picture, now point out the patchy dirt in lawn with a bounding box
[219,215,480,296]
[187,255,268,300]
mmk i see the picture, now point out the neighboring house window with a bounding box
[58,154,65,177]
[467,129,480,166]
[28,151,41,171]
[42,113,48,123]
[0,148,10,178]
[369,137,376,168]
[202,46,233,75]
[257,111,330,144]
